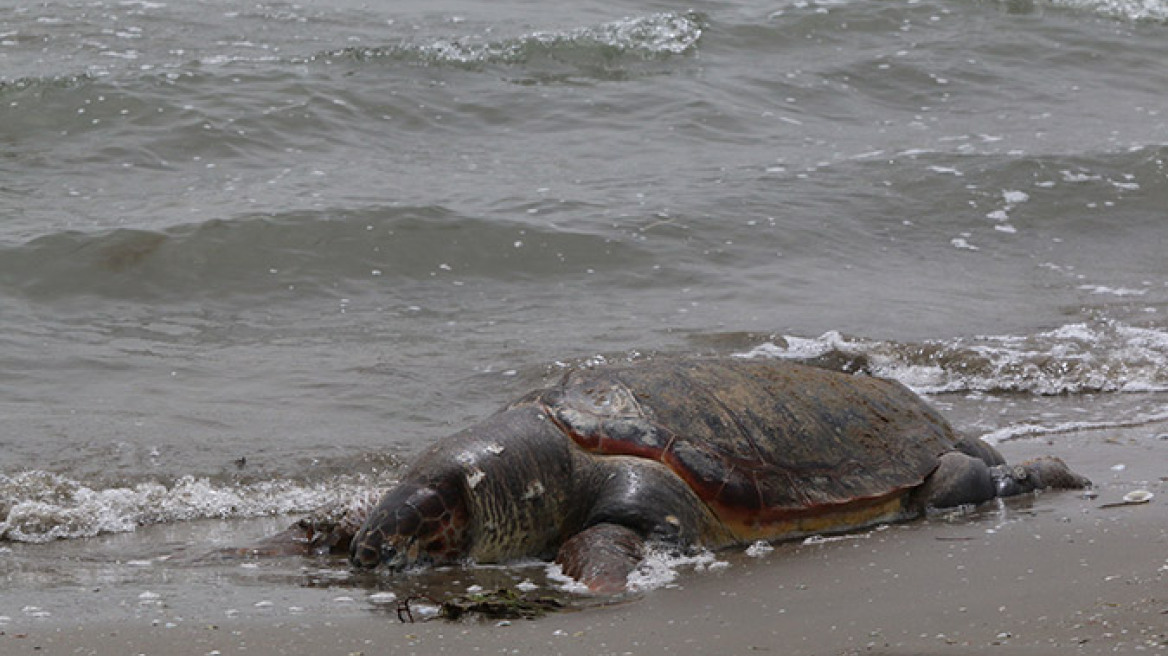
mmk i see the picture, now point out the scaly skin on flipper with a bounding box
[257,358,1090,594]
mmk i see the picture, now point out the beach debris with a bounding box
[1121,490,1154,504]
[1099,490,1154,509]
[395,596,439,623]
[395,588,563,623]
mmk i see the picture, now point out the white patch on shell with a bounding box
[456,451,475,466]
[466,468,486,489]
[485,443,505,455]
[522,480,545,500]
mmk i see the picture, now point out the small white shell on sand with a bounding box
[1121,490,1153,504]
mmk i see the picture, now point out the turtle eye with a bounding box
[383,536,418,570]
[380,544,400,569]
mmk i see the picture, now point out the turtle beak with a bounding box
[350,486,423,569]
[351,540,383,569]
[351,534,417,570]
[348,479,465,571]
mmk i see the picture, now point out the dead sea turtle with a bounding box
[262,358,1090,593]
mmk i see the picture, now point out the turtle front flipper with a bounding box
[554,455,732,593]
[555,523,644,594]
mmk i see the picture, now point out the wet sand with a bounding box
[4,425,1165,656]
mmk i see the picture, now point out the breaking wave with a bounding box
[0,208,644,301]
[313,12,705,69]
[735,320,1168,396]
[2,12,704,90]
[1047,0,1168,22]
[0,470,381,544]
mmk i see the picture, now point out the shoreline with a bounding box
[3,424,1165,655]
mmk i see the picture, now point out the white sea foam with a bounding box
[0,470,378,544]
[1077,285,1148,297]
[544,562,591,594]
[744,540,774,557]
[1001,190,1030,205]
[542,546,728,595]
[734,330,846,360]
[327,12,703,67]
[734,321,1168,396]
[1049,0,1168,22]
[802,531,874,545]
[980,408,1168,443]
[626,547,728,593]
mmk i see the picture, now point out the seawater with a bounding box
[2,0,1167,615]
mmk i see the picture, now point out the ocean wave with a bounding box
[735,320,1168,395]
[311,11,704,75]
[0,208,645,301]
[2,11,703,94]
[0,469,380,544]
[0,73,94,95]
[977,409,1168,443]
[1047,0,1168,22]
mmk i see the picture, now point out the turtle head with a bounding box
[349,475,470,571]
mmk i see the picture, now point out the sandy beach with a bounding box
[3,424,1165,656]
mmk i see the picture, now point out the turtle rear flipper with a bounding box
[914,452,999,510]
[914,452,1092,510]
[555,523,644,594]
[992,456,1092,497]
